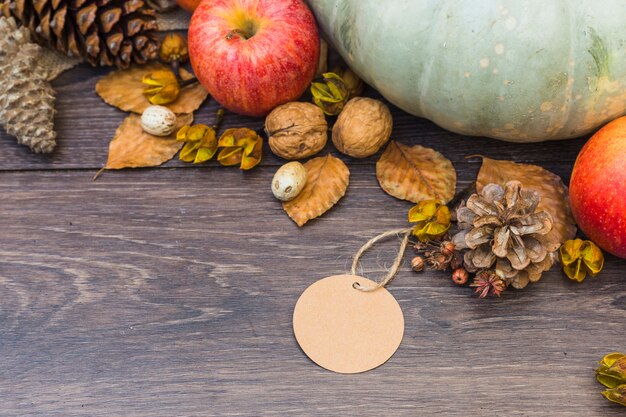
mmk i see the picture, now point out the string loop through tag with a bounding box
[351,227,413,292]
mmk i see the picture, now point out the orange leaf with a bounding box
[283,154,349,227]
[95,63,208,114]
[376,141,456,203]
[103,113,193,171]
[475,156,576,250]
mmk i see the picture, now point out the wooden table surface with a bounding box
[1,65,625,417]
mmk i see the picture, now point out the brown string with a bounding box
[351,227,413,292]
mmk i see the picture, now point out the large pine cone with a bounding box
[452,181,557,289]
[2,0,159,68]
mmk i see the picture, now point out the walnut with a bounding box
[265,102,328,160]
[332,97,392,158]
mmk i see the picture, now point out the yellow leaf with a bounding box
[283,154,350,226]
[95,63,208,114]
[102,113,193,171]
[376,141,456,203]
[475,156,576,251]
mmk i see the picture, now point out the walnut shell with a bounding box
[265,102,328,160]
[332,97,392,158]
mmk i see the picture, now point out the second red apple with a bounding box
[188,0,319,117]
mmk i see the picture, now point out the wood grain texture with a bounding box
[0,64,625,417]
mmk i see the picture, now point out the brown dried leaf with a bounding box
[283,154,350,227]
[475,156,576,250]
[95,63,208,114]
[103,113,193,171]
[376,141,456,203]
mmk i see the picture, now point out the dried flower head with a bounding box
[559,238,604,282]
[409,200,451,242]
[602,385,626,407]
[310,72,349,115]
[217,128,263,170]
[160,33,189,63]
[177,124,218,164]
[596,352,626,389]
[453,181,556,289]
[143,69,179,105]
[470,270,506,298]
[331,65,363,99]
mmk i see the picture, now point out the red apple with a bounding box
[176,0,201,12]
[570,117,626,258]
[188,0,319,117]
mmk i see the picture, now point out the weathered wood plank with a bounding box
[0,65,589,171]
[0,169,624,416]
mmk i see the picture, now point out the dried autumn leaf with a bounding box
[95,63,208,114]
[376,141,456,203]
[102,113,193,172]
[475,156,576,251]
[283,154,349,226]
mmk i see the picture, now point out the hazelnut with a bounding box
[140,105,177,136]
[332,97,392,158]
[265,102,327,160]
[272,161,308,201]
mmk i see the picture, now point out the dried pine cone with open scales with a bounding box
[2,0,159,68]
[452,181,557,289]
[0,16,56,153]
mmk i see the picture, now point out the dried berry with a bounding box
[452,268,469,285]
[411,256,424,272]
[217,128,263,170]
[559,238,604,282]
[143,69,180,105]
[332,97,392,158]
[310,72,349,115]
[409,200,451,242]
[160,33,189,63]
[265,102,328,160]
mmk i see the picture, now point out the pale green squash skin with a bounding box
[307,0,626,142]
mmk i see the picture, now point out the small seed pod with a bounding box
[272,161,308,202]
[411,256,424,272]
[452,268,469,285]
[441,241,456,257]
[141,105,177,136]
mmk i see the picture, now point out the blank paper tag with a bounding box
[293,274,404,373]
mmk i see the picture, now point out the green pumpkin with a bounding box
[307,0,626,142]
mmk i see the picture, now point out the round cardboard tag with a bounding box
[293,274,404,373]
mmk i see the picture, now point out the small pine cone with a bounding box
[0,17,56,153]
[452,181,556,289]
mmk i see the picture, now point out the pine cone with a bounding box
[2,0,159,69]
[452,181,556,289]
[0,16,56,153]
